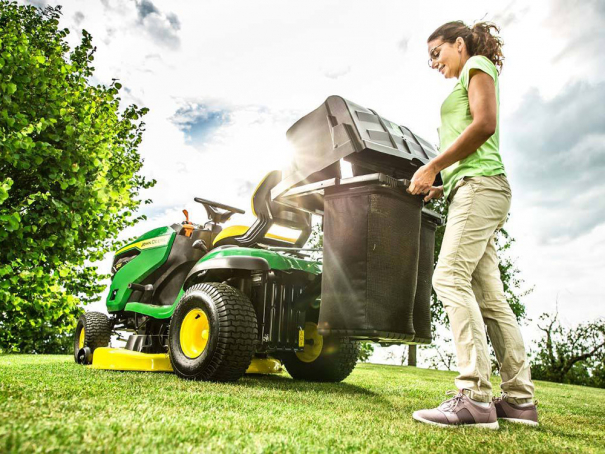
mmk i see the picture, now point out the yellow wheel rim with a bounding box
[179,308,210,359]
[296,322,323,363]
[78,327,85,349]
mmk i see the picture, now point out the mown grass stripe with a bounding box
[1,355,604,453]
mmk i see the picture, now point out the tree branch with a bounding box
[562,340,605,376]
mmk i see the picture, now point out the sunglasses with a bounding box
[427,42,446,68]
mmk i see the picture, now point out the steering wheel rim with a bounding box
[193,197,245,215]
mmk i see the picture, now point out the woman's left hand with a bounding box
[407,163,438,195]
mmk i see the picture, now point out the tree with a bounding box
[531,309,605,388]
[424,332,456,371]
[383,346,408,366]
[0,2,154,353]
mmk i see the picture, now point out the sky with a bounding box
[21,0,605,362]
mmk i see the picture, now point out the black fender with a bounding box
[184,256,270,288]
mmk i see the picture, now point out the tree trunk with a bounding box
[408,345,417,367]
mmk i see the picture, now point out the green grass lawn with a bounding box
[1,355,604,453]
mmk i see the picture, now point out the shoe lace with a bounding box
[439,390,465,412]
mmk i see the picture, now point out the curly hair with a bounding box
[427,20,505,73]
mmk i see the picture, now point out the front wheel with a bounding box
[280,322,360,382]
[168,282,258,382]
[73,312,112,363]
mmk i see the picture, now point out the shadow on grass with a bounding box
[8,357,398,410]
[238,373,399,411]
[239,373,379,397]
[76,363,378,397]
[82,365,395,409]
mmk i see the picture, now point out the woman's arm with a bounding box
[408,70,497,195]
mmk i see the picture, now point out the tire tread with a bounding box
[170,283,257,382]
[282,336,360,382]
[73,311,111,362]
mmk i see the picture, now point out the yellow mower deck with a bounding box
[90,348,283,375]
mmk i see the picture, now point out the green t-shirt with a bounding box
[438,55,505,199]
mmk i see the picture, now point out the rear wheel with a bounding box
[168,282,257,382]
[73,312,111,363]
[281,322,360,382]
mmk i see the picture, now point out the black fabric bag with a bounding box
[410,210,441,344]
[319,184,422,341]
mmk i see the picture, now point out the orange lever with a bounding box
[182,209,193,237]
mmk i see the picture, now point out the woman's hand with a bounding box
[407,163,438,195]
[423,186,443,202]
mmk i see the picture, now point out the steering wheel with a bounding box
[194,197,245,224]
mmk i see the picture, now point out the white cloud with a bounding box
[505,82,605,242]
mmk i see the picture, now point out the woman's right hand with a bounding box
[423,186,444,203]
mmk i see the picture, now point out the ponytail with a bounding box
[428,20,505,73]
[470,22,504,73]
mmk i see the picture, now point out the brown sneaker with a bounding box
[413,391,499,429]
[493,396,539,426]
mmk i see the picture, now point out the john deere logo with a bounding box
[139,238,168,249]
[116,235,171,255]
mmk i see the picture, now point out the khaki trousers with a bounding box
[432,174,534,403]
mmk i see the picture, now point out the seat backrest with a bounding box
[251,170,312,245]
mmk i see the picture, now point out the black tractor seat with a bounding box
[212,170,311,249]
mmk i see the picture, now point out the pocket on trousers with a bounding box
[449,178,472,202]
[461,176,479,194]
[463,175,483,188]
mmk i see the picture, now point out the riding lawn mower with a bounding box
[74,96,442,383]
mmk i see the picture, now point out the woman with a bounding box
[407,21,537,429]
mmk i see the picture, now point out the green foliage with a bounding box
[357,342,375,362]
[531,311,605,388]
[0,2,154,352]
[306,222,323,250]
